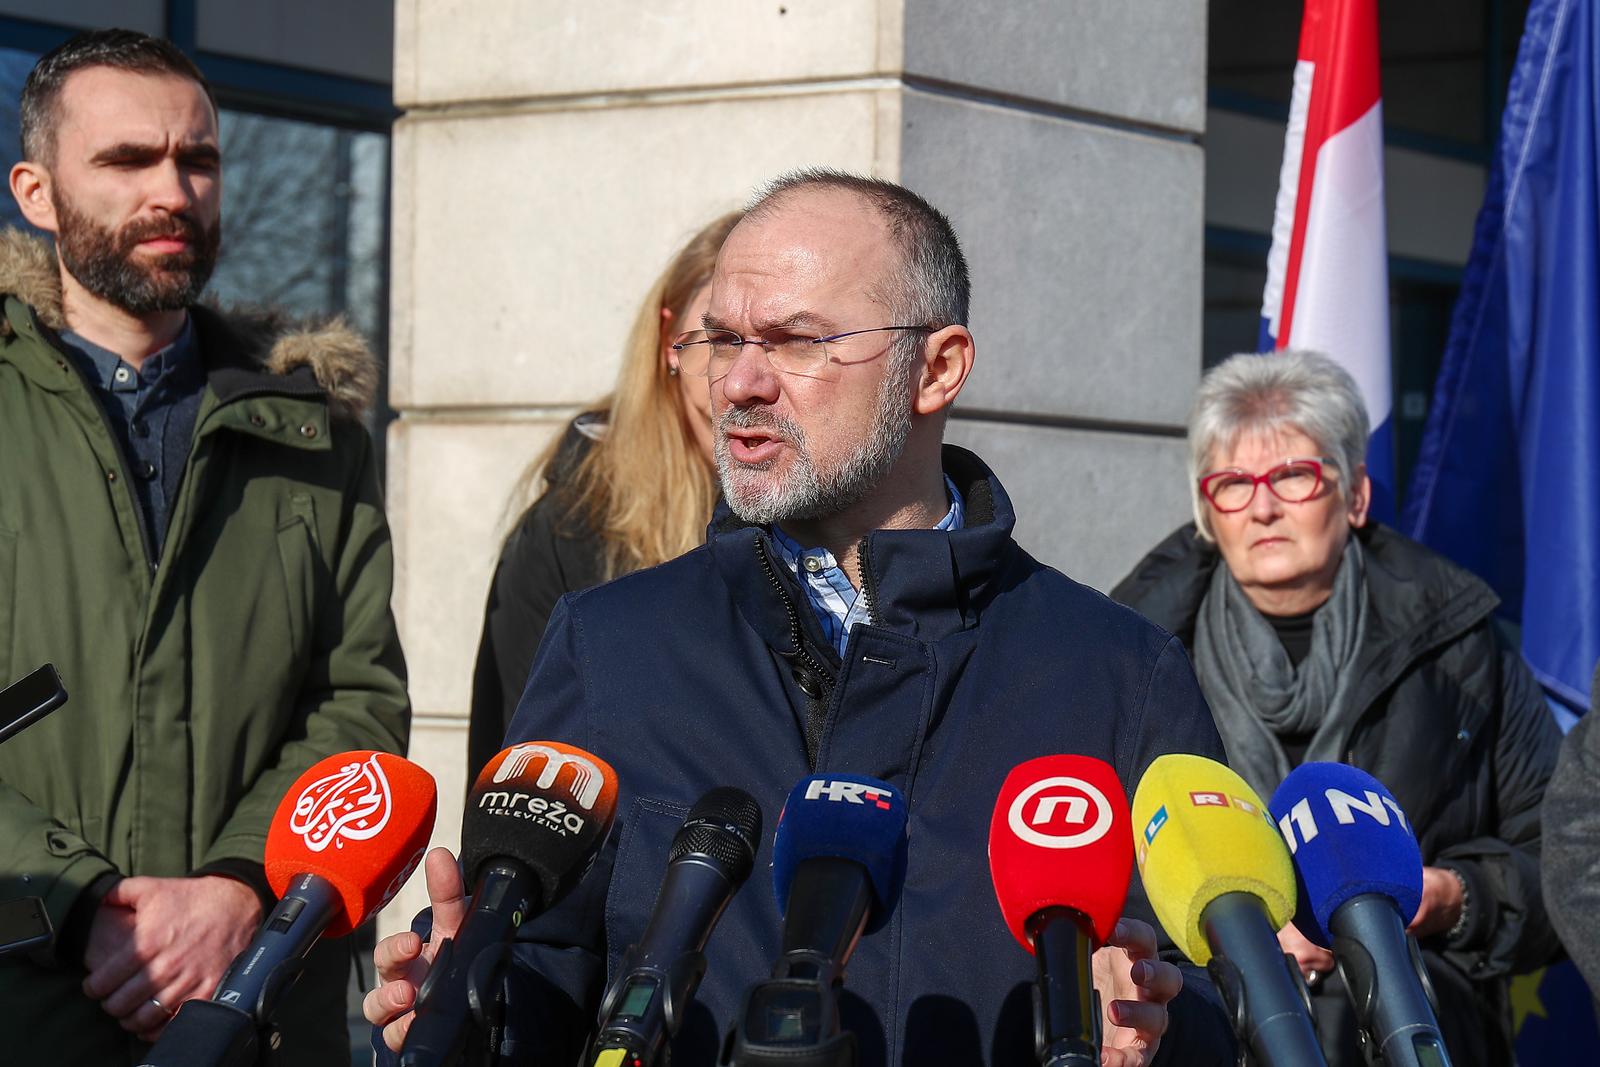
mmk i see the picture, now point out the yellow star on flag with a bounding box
[1511,968,1549,1033]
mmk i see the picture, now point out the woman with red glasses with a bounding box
[1113,349,1561,1067]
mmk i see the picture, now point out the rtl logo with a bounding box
[1188,791,1262,815]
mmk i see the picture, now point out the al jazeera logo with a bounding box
[289,753,394,853]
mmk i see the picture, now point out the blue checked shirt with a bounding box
[771,476,965,658]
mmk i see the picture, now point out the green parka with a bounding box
[0,230,409,1063]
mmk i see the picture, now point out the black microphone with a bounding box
[140,751,438,1067]
[727,775,909,1067]
[1271,764,1452,1067]
[400,742,620,1067]
[588,788,763,1067]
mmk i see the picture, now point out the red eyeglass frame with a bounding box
[1198,456,1337,512]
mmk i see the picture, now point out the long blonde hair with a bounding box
[509,211,740,579]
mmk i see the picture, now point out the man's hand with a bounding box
[1092,918,1182,1067]
[1277,919,1335,986]
[82,875,263,1042]
[364,847,469,1053]
[1408,866,1465,939]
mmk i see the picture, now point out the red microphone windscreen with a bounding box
[461,741,619,910]
[265,751,438,937]
[988,754,1133,949]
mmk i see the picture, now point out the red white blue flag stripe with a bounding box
[1259,0,1394,517]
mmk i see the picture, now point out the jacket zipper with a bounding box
[755,537,834,767]
[857,534,880,626]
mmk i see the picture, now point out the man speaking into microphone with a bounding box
[367,172,1236,1065]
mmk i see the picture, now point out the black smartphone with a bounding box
[0,896,52,959]
[0,664,68,745]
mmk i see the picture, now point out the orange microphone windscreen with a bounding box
[461,740,619,911]
[265,751,438,937]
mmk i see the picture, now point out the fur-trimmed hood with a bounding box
[0,227,377,421]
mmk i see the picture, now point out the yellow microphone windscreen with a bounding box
[1130,753,1296,964]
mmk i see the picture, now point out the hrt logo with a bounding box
[493,743,604,810]
[805,779,893,809]
[1007,776,1113,850]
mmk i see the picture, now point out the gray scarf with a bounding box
[1193,537,1369,799]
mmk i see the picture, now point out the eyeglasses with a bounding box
[671,325,933,380]
[1198,457,1338,512]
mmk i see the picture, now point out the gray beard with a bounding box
[716,366,913,526]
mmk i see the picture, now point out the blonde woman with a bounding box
[468,213,740,775]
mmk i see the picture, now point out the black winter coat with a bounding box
[468,417,608,778]
[1112,522,1563,1066]
[1542,660,1600,1009]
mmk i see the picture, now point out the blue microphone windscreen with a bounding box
[772,774,909,922]
[1268,762,1423,946]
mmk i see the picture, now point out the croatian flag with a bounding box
[1258,0,1394,519]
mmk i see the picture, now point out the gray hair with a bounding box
[1187,350,1370,538]
[747,168,968,319]
[744,168,970,394]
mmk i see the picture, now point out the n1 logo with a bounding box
[1277,788,1413,854]
[1007,776,1114,850]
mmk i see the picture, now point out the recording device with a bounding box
[400,741,619,1067]
[726,774,909,1067]
[0,663,67,745]
[1270,763,1451,1067]
[0,665,69,958]
[988,755,1133,1067]
[1132,754,1327,1067]
[589,787,763,1067]
[140,751,438,1067]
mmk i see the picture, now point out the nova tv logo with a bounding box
[1007,776,1113,850]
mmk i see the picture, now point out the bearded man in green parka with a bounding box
[0,29,409,1064]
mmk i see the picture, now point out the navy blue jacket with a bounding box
[472,447,1236,1065]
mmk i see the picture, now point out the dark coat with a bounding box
[482,447,1239,1066]
[1112,522,1563,1066]
[1542,660,1600,1006]
[468,417,608,778]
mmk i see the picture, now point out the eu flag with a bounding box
[1402,0,1599,719]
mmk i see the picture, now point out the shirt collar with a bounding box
[771,475,966,567]
[61,316,198,393]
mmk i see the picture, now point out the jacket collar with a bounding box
[0,228,377,423]
[707,444,1019,654]
[1114,521,1501,688]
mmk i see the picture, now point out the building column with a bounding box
[386,0,1205,929]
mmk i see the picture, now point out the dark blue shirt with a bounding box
[62,319,204,558]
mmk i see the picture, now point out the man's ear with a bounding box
[9,161,58,234]
[912,325,975,417]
